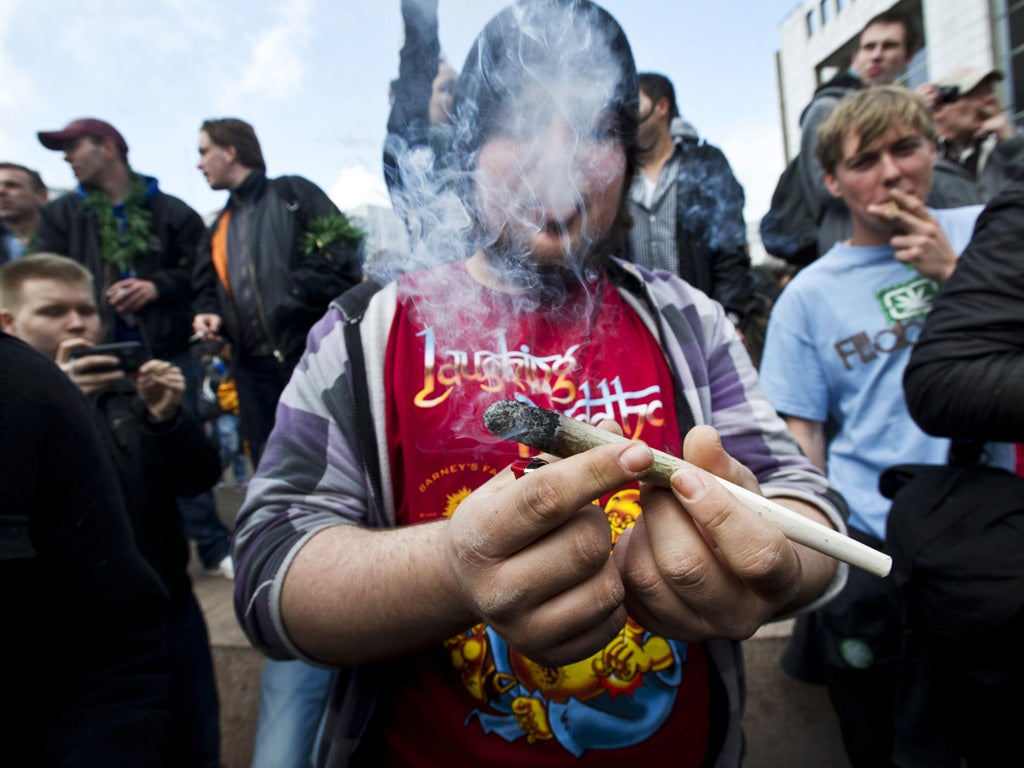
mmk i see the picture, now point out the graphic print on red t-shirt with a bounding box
[380,266,710,766]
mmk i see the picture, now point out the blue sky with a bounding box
[1,0,803,219]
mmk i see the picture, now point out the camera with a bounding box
[70,341,149,373]
[937,85,960,104]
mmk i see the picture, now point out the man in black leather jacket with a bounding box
[627,72,751,329]
[192,117,364,466]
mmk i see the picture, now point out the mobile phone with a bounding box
[937,85,960,104]
[69,341,149,373]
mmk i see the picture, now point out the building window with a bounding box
[837,0,846,10]
[1003,0,1024,124]
[806,8,817,37]
[821,0,831,26]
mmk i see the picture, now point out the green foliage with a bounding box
[82,174,153,273]
[300,212,365,258]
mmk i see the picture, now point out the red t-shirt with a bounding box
[371,265,711,766]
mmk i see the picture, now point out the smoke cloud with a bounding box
[378,0,638,443]
[378,0,637,328]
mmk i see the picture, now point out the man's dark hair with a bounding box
[0,162,46,195]
[200,118,267,172]
[451,0,640,252]
[638,72,680,120]
[857,10,922,55]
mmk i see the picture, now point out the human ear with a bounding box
[0,310,16,334]
[823,171,843,199]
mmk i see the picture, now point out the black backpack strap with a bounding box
[335,280,388,526]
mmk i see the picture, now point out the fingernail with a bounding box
[672,469,705,502]
[619,442,653,473]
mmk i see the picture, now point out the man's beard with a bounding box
[478,221,614,305]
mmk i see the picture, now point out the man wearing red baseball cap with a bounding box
[33,116,200,363]
[33,116,236,666]
[37,117,129,156]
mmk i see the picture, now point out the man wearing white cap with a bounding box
[920,66,1024,202]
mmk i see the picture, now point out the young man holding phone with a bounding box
[0,253,224,768]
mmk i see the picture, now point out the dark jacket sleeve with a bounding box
[0,335,171,765]
[142,408,222,498]
[147,195,205,308]
[798,94,839,224]
[383,0,441,197]
[988,131,1024,192]
[279,176,364,310]
[904,182,1024,441]
[797,93,856,256]
[677,142,751,319]
[33,196,74,256]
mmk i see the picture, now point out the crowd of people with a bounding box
[1,1,1021,767]
[1,110,363,765]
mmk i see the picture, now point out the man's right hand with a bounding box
[443,439,656,668]
[57,338,124,396]
[192,313,223,339]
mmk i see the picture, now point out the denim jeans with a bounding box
[171,350,232,568]
[178,491,231,568]
[216,413,249,485]
[251,659,334,768]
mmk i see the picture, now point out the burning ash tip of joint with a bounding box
[483,400,561,443]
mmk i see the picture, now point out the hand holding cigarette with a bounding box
[135,359,185,423]
[107,278,158,313]
[872,189,959,283]
[484,400,891,578]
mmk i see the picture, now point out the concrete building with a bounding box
[774,0,1024,161]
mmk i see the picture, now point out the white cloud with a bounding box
[232,0,315,102]
[717,124,787,225]
[55,1,213,70]
[0,0,32,110]
[330,165,391,211]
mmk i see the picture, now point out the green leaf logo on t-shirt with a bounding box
[876,276,938,324]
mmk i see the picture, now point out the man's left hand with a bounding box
[976,110,1015,143]
[107,278,159,313]
[612,425,837,641]
[135,359,184,422]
